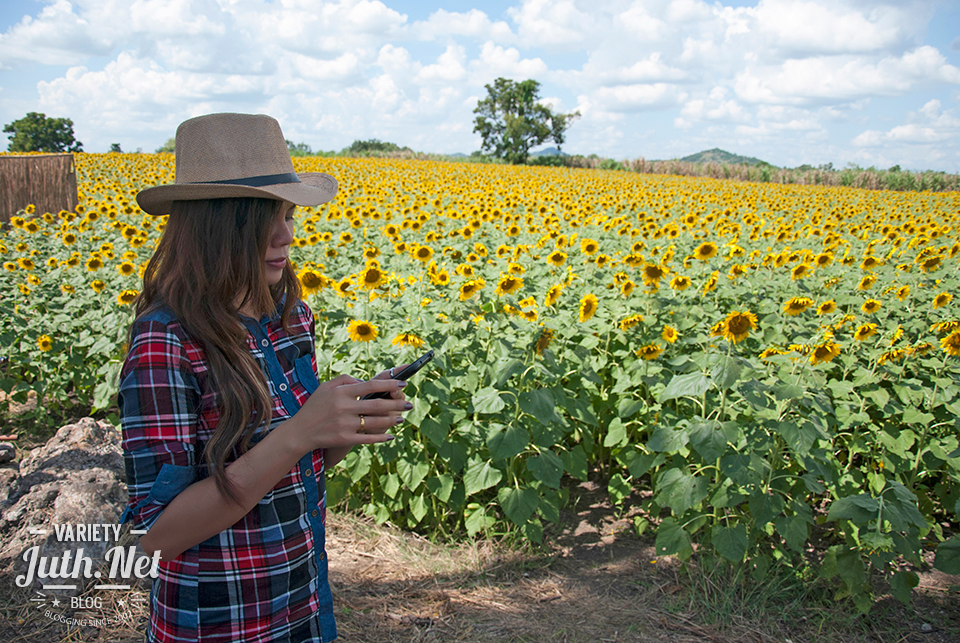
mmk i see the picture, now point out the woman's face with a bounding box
[263,201,295,286]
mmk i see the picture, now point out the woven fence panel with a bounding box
[0,154,78,223]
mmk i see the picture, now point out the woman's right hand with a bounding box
[290,374,408,453]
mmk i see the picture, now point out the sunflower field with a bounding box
[2,152,959,611]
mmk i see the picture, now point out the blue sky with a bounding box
[1,0,959,171]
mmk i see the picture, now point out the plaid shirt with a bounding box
[119,298,337,643]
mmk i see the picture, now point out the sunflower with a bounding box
[759,347,789,360]
[85,257,103,271]
[117,289,139,306]
[641,263,669,286]
[877,348,911,365]
[414,245,435,262]
[348,320,379,342]
[547,250,567,267]
[299,269,327,295]
[117,261,136,277]
[520,309,538,322]
[334,277,355,298]
[621,280,636,297]
[942,330,960,357]
[496,274,523,297]
[535,327,555,355]
[359,266,386,290]
[860,256,880,271]
[896,285,910,301]
[392,332,425,348]
[61,284,75,294]
[619,314,643,331]
[636,344,662,360]
[17,257,36,270]
[854,323,878,341]
[580,239,599,255]
[918,255,943,273]
[809,340,841,365]
[579,293,599,322]
[18,284,30,295]
[814,252,833,268]
[717,310,758,343]
[931,320,960,334]
[62,232,77,245]
[861,299,882,314]
[913,341,934,355]
[37,335,53,352]
[3,262,15,272]
[933,292,952,309]
[783,297,814,316]
[791,263,811,280]
[90,280,106,294]
[694,242,718,261]
[519,296,537,309]
[458,279,484,301]
[661,325,678,343]
[857,275,877,291]
[817,300,837,315]
[544,283,563,307]
[702,271,719,294]
[670,274,691,291]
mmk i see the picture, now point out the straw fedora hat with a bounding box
[137,113,337,215]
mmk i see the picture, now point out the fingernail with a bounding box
[396,416,404,424]
[404,402,413,410]
[386,435,396,441]
[398,381,407,388]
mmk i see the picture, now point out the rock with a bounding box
[0,442,14,464]
[0,417,137,595]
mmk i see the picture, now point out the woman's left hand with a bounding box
[362,365,408,434]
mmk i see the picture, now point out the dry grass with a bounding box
[1,499,957,643]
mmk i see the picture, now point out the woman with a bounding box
[119,113,408,642]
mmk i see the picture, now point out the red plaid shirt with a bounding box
[119,298,337,642]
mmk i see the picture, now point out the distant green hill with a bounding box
[679,148,769,166]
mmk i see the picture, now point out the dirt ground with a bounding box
[2,479,958,643]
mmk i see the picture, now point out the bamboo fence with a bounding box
[0,154,78,223]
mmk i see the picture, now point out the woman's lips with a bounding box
[266,258,287,268]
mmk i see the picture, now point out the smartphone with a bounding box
[361,350,434,400]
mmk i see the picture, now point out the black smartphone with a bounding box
[361,350,434,400]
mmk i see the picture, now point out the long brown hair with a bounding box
[129,197,302,503]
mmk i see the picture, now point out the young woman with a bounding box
[119,113,409,642]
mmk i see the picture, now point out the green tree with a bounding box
[473,78,579,165]
[3,112,83,153]
[156,137,176,154]
[342,139,404,154]
[286,139,312,156]
[109,143,123,153]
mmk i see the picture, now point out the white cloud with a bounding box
[411,9,514,42]
[470,42,548,82]
[1,0,958,168]
[735,46,960,105]
[751,0,910,56]
[593,83,685,112]
[416,44,467,83]
[853,99,960,146]
[0,0,119,67]
[675,87,748,128]
[506,0,593,50]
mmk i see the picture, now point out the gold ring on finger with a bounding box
[359,414,365,432]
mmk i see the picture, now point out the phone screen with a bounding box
[361,350,434,400]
